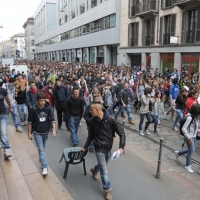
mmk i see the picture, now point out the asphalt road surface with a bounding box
[30,121,200,200]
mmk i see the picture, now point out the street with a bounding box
[28,119,200,200]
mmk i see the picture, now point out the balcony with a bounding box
[163,33,170,45]
[173,0,200,9]
[129,37,138,46]
[186,30,195,43]
[136,0,158,18]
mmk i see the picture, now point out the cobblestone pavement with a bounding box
[116,106,200,186]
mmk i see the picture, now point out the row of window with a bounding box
[129,8,200,47]
[36,14,116,47]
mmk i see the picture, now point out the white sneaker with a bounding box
[42,168,48,176]
[139,130,144,136]
[174,151,179,160]
[171,118,175,122]
[144,129,150,135]
[185,165,193,173]
[4,149,12,158]
[16,127,23,133]
[21,122,24,126]
[79,123,82,126]
[24,121,27,125]
[172,126,178,131]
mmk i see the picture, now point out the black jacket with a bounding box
[65,96,84,119]
[119,88,129,105]
[84,110,126,153]
[15,90,26,104]
[53,85,68,106]
[28,103,55,134]
[83,104,92,127]
[175,95,187,110]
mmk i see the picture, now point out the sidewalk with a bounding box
[0,125,73,200]
[116,108,200,187]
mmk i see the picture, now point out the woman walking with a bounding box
[138,87,152,136]
[174,104,200,173]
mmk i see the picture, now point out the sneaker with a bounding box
[73,144,78,147]
[79,123,82,126]
[4,149,12,158]
[121,115,126,118]
[104,188,112,200]
[174,151,179,160]
[139,130,144,136]
[172,126,178,131]
[144,129,150,135]
[42,168,48,176]
[58,126,61,130]
[171,118,175,122]
[21,122,24,126]
[185,165,193,173]
[24,121,27,125]
[16,127,23,133]
[90,168,99,180]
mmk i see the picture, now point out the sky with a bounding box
[0,0,42,42]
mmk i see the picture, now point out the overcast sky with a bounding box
[0,0,42,41]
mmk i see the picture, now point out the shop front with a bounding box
[181,53,199,77]
[160,53,174,73]
[97,46,104,63]
[131,54,141,67]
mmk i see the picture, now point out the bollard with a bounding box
[155,138,164,179]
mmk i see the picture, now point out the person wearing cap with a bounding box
[0,78,13,158]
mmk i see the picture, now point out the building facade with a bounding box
[120,0,200,76]
[0,40,11,58]
[23,17,36,60]
[10,33,26,59]
[34,0,121,65]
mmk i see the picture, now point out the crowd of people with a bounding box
[0,60,200,200]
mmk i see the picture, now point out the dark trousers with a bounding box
[139,112,152,131]
[56,102,65,127]
[112,101,124,115]
[150,114,158,132]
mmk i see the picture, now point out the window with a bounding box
[65,14,68,22]
[142,18,155,46]
[99,19,104,30]
[91,0,97,8]
[128,22,139,46]
[98,46,104,57]
[129,0,136,17]
[161,0,172,8]
[182,8,200,43]
[90,47,95,63]
[31,40,35,46]
[91,20,99,32]
[105,16,110,29]
[109,14,116,28]
[30,28,34,36]
[80,3,85,14]
[71,10,75,19]
[75,28,80,37]
[59,19,62,26]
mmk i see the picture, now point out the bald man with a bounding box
[82,103,125,200]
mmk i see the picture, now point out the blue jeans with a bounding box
[115,104,132,120]
[178,136,197,166]
[156,109,161,124]
[6,105,20,128]
[150,114,158,132]
[173,109,183,128]
[94,151,111,189]
[0,114,10,149]
[68,117,80,145]
[139,112,152,131]
[34,134,48,169]
[17,104,27,123]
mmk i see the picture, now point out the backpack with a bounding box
[179,115,194,136]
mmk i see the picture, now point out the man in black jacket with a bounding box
[28,92,56,176]
[83,93,101,152]
[114,83,135,125]
[53,79,68,129]
[65,87,84,147]
[82,103,125,200]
